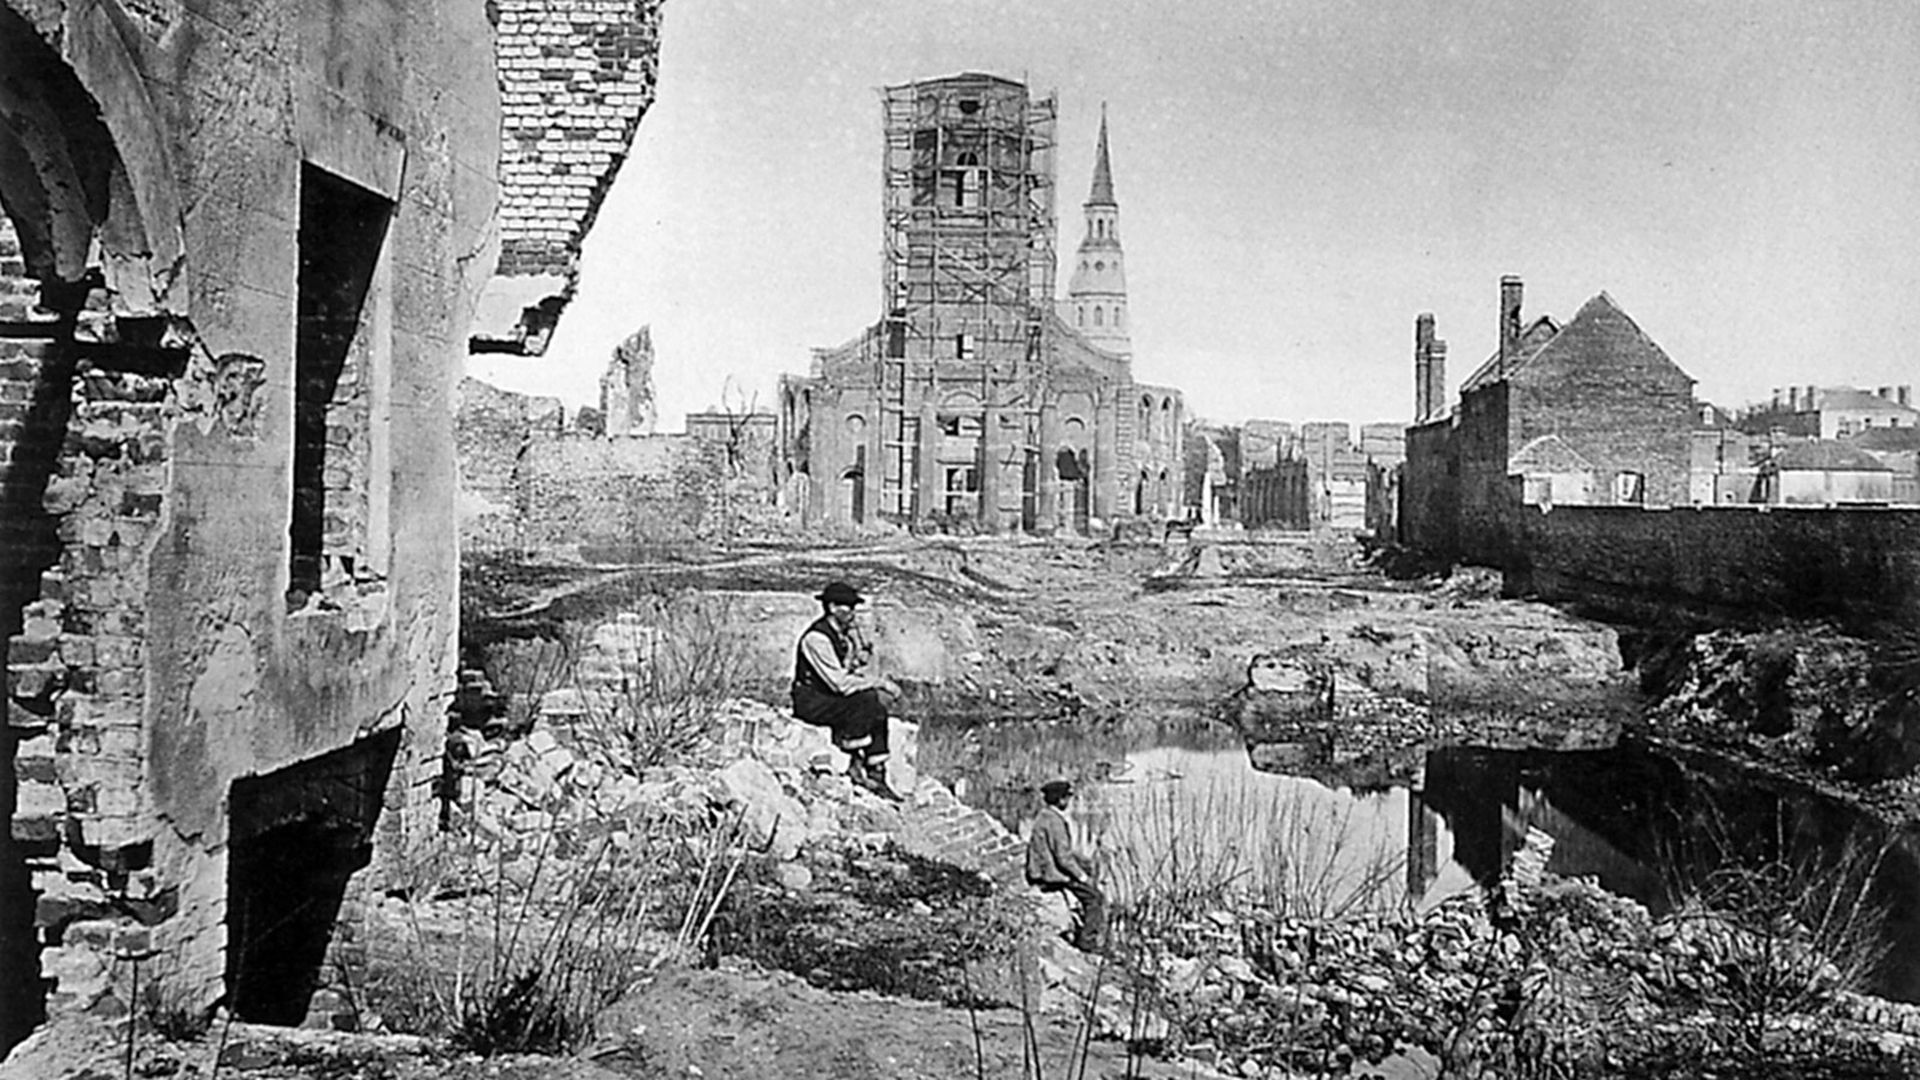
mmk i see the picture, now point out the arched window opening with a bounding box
[955,150,983,210]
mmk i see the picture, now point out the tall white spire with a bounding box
[1065,106,1130,356]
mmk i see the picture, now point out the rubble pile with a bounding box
[1646,627,1920,795]
[445,697,928,880]
[1097,876,1920,1079]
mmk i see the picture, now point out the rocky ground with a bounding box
[10,530,1920,1078]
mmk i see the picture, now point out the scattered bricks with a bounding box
[118,491,163,517]
[20,600,64,641]
[41,476,90,516]
[65,784,97,815]
[8,661,66,703]
[35,889,116,929]
[114,926,153,956]
[13,781,65,843]
[94,667,143,699]
[79,371,170,404]
[8,633,61,664]
[5,699,52,732]
[91,636,140,669]
[58,635,94,667]
[85,778,143,818]
[122,464,167,495]
[15,743,57,784]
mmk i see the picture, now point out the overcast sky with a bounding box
[470,0,1920,429]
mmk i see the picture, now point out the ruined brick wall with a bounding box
[516,434,766,558]
[1456,382,1514,562]
[1516,505,1920,627]
[0,0,502,1035]
[472,0,665,352]
[1400,419,1458,554]
[455,377,563,553]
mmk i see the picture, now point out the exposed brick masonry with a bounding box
[1516,504,1920,628]
[493,0,662,279]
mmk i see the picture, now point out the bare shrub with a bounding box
[374,583,761,1053]
[560,588,751,772]
[1658,803,1894,1059]
[1088,775,1406,932]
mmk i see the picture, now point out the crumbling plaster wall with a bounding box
[1,0,499,1028]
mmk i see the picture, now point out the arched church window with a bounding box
[955,151,983,209]
[1093,307,1103,327]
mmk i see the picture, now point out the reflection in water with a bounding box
[918,715,1470,916]
[920,716,1920,1002]
[1423,743,1920,1002]
[1083,746,1453,919]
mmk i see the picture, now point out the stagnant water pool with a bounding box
[917,715,1920,1001]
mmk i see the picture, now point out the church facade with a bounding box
[777,73,1183,534]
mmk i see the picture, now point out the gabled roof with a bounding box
[1509,434,1595,474]
[1459,315,1560,393]
[1465,292,1693,394]
[1774,441,1893,472]
[1818,388,1920,416]
[1849,426,1920,452]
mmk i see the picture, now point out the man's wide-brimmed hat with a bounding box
[817,581,865,606]
[1041,779,1074,800]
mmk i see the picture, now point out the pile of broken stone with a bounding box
[439,695,1920,1079]
[444,695,923,875]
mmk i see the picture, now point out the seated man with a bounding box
[791,581,904,802]
[1025,778,1108,952]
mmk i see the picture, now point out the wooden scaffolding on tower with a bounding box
[877,75,1056,527]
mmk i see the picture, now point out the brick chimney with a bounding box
[1430,340,1448,421]
[1901,385,1912,407]
[1878,386,1893,401]
[1498,275,1523,376]
[1414,313,1436,421]
[1806,385,1819,411]
[1770,387,1783,411]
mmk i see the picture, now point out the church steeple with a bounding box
[1088,111,1116,206]
[1065,106,1130,356]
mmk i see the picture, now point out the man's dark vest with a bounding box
[792,615,851,694]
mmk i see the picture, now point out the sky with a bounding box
[470,0,1920,429]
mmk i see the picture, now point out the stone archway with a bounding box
[0,4,184,1052]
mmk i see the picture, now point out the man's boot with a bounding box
[858,758,904,803]
[846,754,869,786]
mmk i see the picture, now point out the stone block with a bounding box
[8,661,66,700]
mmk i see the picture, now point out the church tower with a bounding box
[1065,108,1131,356]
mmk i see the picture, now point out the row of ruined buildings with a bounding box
[0,0,667,1048]
[1387,276,1919,625]
[456,70,1406,559]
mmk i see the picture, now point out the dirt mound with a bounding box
[591,961,1223,1080]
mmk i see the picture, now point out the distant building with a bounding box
[1758,441,1895,505]
[1739,385,1916,440]
[1848,426,1920,504]
[1689,427,1762,505]
[776,74,1182,534]
[1401,277,1696,559]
